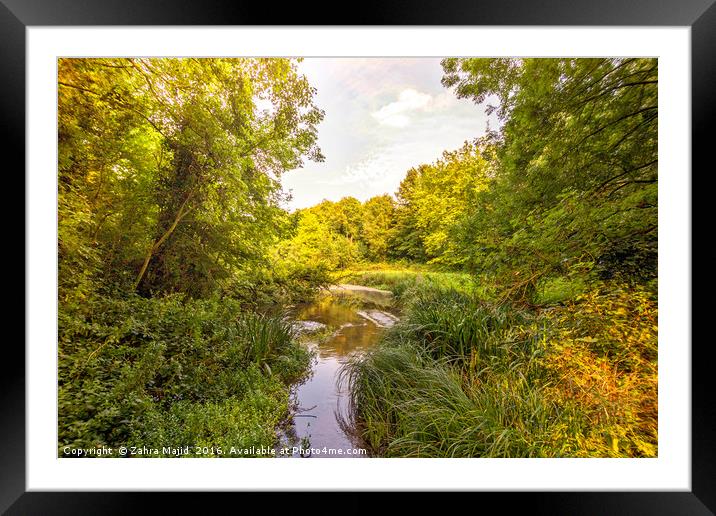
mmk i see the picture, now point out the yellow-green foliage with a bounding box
[339,265,478,300]
[387,142,492,266]
[411,143,491,265]
[345,282,657,458]
[59,58,324,297]
[275,209,361,271]
[540,285,658,457]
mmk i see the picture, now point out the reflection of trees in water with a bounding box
[283,297,396,457]
[296,297,389,358]
[335,363,371,456]
[297,300,361,328]
[318,324,381,358]
[276,393,301,455]
[296,292,394,325]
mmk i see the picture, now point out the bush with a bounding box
[344,281,657,457]
[539,284,658,457]
[132,366,289,456]
[58,293,311,456]
[401,287,528,364]
[223,263,333,308]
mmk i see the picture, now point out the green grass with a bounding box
[402,288,528,363]
[534,275,588,305]
[342,336,579,457]
[342,280,658,458]
[337,263,483,301]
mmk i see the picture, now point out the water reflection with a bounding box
[280,296,395,458]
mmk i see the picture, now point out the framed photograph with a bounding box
[6,0,712,512]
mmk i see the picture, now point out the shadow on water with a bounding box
[278,291,396,458]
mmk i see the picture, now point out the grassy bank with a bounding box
[342,269,658,458]
[336,263,480,300]
[59,294,312,457]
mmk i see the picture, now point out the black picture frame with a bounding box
[4,0,712,513]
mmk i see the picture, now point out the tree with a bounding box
[442,58,658,299]
[387,142,491,267]
[58,58,324,298]
[275,207,360,271]
[388,167,426,262]
[333,197,364,242]
[362,195,395,261]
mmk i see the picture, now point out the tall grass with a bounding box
[342,282,658,457]
[237,312,297,365]
[342,337,574,457]
[402,288,527,364]
[340,266,482,300]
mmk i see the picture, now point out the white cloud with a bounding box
[321,154,388,186]
[372,88,433,127]
[377,114,411,128]
[281,59,494,211]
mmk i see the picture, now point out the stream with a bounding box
[278,285,397,458]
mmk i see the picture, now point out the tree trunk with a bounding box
[132,193,193,291]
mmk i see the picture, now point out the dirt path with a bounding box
[329,284,394,296]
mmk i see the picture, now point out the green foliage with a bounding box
[133,376,289,456]
[224,262,333,309]
[275,204,362,271]
[58,294,311,456]
[340,266,477,301]
[387,142,492,266]
[535,275,588,305]
[57,58,336,458]
[343,341,565,457]
[400,288,527,363]
[441,58,657,301]
[59,57,324,298]
[275,194,398,271]
[58,57,660,460]
[276,140,493,271]
[344,282,657,457]
[361,195,396,261]
[388,168,427,262]
[337,59,658,458]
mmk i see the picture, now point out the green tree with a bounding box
[275,207,360,271]
[58,57,324,298]
[388,167,426,262]
[362,195,396,261]
[333,197,364,242]
[442,58,657,299]
[413,143,491,266]
[387,142,491,267]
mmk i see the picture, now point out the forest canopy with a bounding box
[59,57,324,301]
[59,57,657,305]
[280,58,657,304]
[57,57,658,459]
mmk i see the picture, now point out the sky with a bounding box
[280,58,497,211]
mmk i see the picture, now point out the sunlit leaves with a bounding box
[440,58,657,299]
[58,57,324,297]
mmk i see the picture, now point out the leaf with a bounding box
[575,336,598,343]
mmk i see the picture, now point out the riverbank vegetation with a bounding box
[58,57,657,458]
[58,58,324,455]
[340,58,658,457]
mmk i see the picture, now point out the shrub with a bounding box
[343,281,657,457]
[58,293,311,456]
